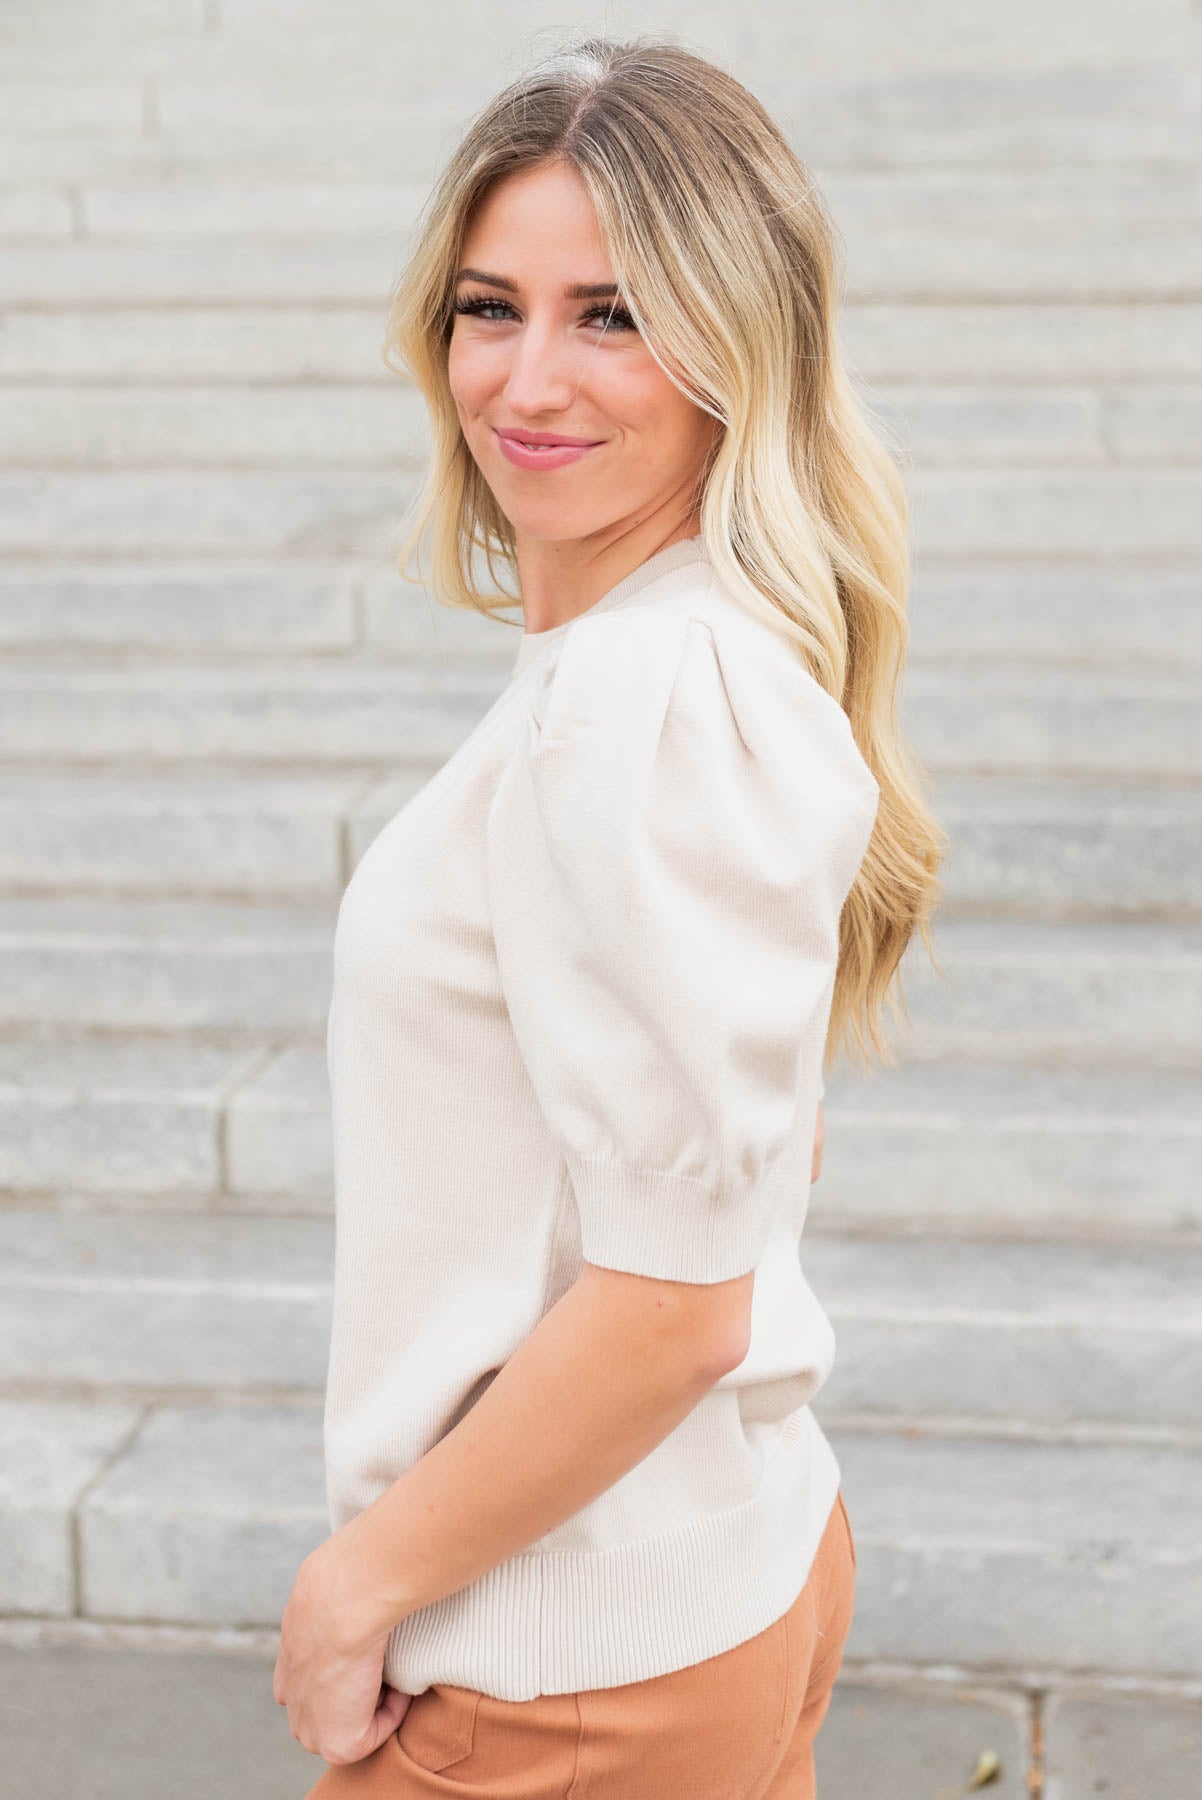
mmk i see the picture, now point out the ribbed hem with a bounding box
[382,1405,841,1702]
[564,1148,772,1285]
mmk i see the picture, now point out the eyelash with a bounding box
[451,293,637,333]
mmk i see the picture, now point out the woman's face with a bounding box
[447,159,718,544]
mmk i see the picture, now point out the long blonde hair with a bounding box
[383,32,948,1077]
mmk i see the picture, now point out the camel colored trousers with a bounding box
[303,1488,856,1800]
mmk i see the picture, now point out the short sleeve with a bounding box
[485,606,876,1285]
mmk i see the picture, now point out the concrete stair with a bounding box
[4,903,1202,1061]
[6,1379,1201,1679]
[5,1033,1202,1235]
[4,1207,1201,1435]
[3,659,1202,777]
[3,7,1202,1792]
[2,769,1199,912]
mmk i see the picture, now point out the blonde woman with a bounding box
[275,32,944,1800]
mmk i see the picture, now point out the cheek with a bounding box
[602,362,710,465]
[446,335,498,410]
[594,353,660,421]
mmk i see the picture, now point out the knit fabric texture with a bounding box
[322,535,880,1700]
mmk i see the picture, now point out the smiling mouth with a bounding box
[491,430,605,469]
[497,435,602,449]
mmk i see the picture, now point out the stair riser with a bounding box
[3,938,1200,1060]
[2,469,1201,555]
[2,683,1199,779]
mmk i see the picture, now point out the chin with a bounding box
[496,499,601,540]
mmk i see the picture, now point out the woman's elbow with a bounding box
[579,1261,754,1379]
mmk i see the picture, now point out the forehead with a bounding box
[460,163,612,274]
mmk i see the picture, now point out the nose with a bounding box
[499,314,586,421]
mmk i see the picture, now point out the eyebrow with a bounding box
[454,267,620,300]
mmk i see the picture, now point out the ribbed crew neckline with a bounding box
[511,534,708,676]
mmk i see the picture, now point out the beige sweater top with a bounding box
[322,534,880,1701]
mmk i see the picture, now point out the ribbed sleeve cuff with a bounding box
[562,1148,770,1285]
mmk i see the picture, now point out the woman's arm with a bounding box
[330,1094,826,1647]
[323,1261,753,1648]
[275,1101,826,1760]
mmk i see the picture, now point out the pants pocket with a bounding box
[394,1683,481,1773]
[398,1689,582,1793]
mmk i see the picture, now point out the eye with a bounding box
[450,293,637,334]
[579,302,637,334]
[451,294,515,323]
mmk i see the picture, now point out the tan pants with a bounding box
[304,1489,856,1800]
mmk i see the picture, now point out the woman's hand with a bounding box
[811,1100,824,1185]
[273,1531,414,1766]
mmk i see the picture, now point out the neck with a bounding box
[513,511,703,635]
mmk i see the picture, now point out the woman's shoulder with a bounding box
[530,561,878,807]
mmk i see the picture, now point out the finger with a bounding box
[358,1705,408,1757]
[352,1687,414,1760]
[378,1688,413,1730]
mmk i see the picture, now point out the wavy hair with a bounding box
[382,31,948,1077]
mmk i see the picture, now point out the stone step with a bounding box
[0,381,433,467]
[0,658,501,768]
[4,23,1194,86]
[0,0,209,52]
[904,667,1202,778]
[0,895,336,1035]
[7,89,1198,184]
[1,768,1197,914]
[2,1206,1198,1435]
[0,188,71,237]
[0,469,409,557]
[3,1036,1198,1234]
[808,1234,1202,1432]
[0,1630,318,1800]
[876,383,1202,464]
[812,1062,1202,1239]
[5,379,1202,469]
[2,902,1200,1066]
[4,1637,1188,1800]
[4,469,1200,558]
[0,768,370,900]
[846,302,1202,384]
[888,916,1202,1067]
[1,659,1199,780]
[4,1392,1198,1676]
[0,559,366,656]
[0,1208,333,1397]
[931,774,1202,918]
[827,166,1202,229]
[5,225,1202,308]
[5,303,1201,386]
[828,1430,1202,1677]
[39,169,1199,244]
[3,7,1194,82]
[211,2,1202,83]
[905,468,1202,557]
[902,564,1202,668]
[2,558,1199,670]
[0,1037,277,1201]
[0,1632,1062,1800]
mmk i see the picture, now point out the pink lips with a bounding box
[493,427,603,471]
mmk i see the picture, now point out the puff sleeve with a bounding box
[485,607,876,1285]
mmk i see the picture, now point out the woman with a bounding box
[275,32,944,1800]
